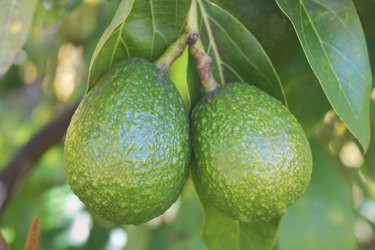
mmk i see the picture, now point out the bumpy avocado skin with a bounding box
[191,83,312,222]
[64,58,190,225]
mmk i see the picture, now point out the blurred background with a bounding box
[0,0,205,249]
[1,0,375,249]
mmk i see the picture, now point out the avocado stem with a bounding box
[154,32,190,72]
[186,0,219,93]
[190,46,219,93]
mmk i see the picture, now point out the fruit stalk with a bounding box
[187,0,219,93]
[154,32,190,72]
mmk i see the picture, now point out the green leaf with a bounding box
[198,193,280,250]
[278,139,356,250]
[0,0,38,77]
[275,0,372,150]
[354,0,375,78]
[169,49,203,111]
[192,0,286,103]
[88,0,191,89]
[185,52,205,110]
[208,0,331,133]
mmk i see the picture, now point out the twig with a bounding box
[186,0,219,93]
[0,102,79,214]
[24,216,40,250]
[154,32,190,72]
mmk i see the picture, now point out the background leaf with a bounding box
[88,0,191,89]
[353,0,375,182]
[354,0,375,78]
[278,139,357,250]
[198,193,279,250]
[0,0,38,77]
[275,0,372,150]
[189,0,286,103]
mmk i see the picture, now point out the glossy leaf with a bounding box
[198,193,280,250]
[191,0,286,103]
[278,139,356,250]
[0,0,38,77]
[276,0,372,150]
[88,0,191,89]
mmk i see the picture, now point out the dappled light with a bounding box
[106,228,128,250]
[53,43,82,102]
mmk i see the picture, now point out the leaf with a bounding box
[354,0,375,77]
[278,139,356,250]
[186,52,205,109]
[169,49,203,111]
[275,0,372,150]
[192,0,286,103]
[198,193,280,250]
[24,216,40,250]
[208,0,297,69]
[88,0,191,89]
[0,0,38,77]
[208,0,331,133]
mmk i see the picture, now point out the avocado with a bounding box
[191,82,312,222]
[64,58,190,225]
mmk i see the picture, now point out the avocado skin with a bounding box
[64,58,190,225]
[191,83,312,222]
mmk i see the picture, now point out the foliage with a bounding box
[0,0,374,249]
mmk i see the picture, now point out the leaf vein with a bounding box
[207,15,277,92]
[299,0,359,121]
[150,0,156,58]
[109,22,126,67]
[321,41,366,82]
[221,61,245,82]
[310,0,360,44]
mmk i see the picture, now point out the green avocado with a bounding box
[64,58,190,225]
[191,83,312,222]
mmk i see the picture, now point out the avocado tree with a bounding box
[0,0,374,249]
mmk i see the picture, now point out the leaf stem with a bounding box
[187,0,219,93]
[154,32,190,72]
